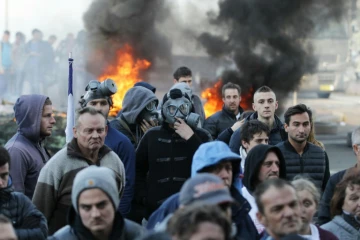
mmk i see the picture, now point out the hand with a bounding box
[140,119,158,134]
[174,117,194,140]
[231,119,245,132]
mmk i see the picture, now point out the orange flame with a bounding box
[98,44,151,116]
[201,80,223,118]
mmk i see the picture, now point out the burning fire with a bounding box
[98,44,151,116]
[201,80,223,118]
[201,80,254,117]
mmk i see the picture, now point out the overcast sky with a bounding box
[0,0,218,43]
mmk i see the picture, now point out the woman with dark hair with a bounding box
[292,178,338,240]
[321,169,360,239]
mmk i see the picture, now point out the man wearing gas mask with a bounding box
[79,79,136,217]
[110,86,160,149]
[135,86,212,222]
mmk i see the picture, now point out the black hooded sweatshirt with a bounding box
[243,144,287,193]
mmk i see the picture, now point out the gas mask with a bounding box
[162,88,200,128]
[137,100,159,124]
[79,79,117,108]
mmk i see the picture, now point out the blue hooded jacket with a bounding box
[105,123,136,216]
[146,141,259,239]
[5,94,51,199]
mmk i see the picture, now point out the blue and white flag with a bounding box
[65,53,74,143]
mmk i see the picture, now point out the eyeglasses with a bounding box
[166,103,190,116]
[145,101,157,111]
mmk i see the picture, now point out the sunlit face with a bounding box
[0,163,9,189]
[343,184,360,217]
[175,76,192,87]
[297,190,317,232]
[0,223,17,240]
[207,161,233,187]
[285,112,311,144]
[222,88,241,114]
[242,131,269,152]
[87,99,110,118]
[258,151,280,183]
[40,105,56,138]
[252,92,278,120]
[188,222,225,240]
[257,185,301,239]
[78,188,115,235]
[73,113,108,152]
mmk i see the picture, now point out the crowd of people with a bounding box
[0,29,88,106]
[0,65,359,240]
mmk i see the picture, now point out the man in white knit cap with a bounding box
[50,166,144,240]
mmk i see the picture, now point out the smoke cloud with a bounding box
[199,0,347,108]
[83,0,171,76]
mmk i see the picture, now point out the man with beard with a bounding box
[204,82,243,139]
[255,178,303,240]
[5,95,56,199]
[32,107,126,234]
[241,144,287,234]
[219,86,287,153]
[276,104,330,192]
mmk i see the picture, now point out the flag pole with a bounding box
[65,52,74,143]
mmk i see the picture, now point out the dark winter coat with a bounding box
[5,95,51,199]
[105,122,136,216]
[318,168,348,225]
[224,112,286,154]
[135,124,212,218]
[203,106,244,139]
[276,140,330,192]
[146,143,259,240]
[0,179,48,240]
[49,207,144,240]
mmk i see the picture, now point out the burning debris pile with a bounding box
[83,0,171,115]
[199,0,347,114]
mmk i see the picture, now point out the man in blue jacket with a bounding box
[146,141,259,240]
[79,79,135,216]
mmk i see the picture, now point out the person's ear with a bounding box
[257,211,267,227]
[353,144,360,156]
[242,140,249,151]
[252,102,256,111]
[275,100,278,110]
[73,127,78,138]
[173,79,178,84]
[284,123,289,133]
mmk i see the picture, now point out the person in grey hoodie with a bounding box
[110,86,159,148]
[5,94,56,199]
[321,170,360,240]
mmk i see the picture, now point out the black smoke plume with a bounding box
[199,0,347,109]
[83,0,171,76]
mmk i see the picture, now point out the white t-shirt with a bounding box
[300,224,320,240]
[242,186,265,234]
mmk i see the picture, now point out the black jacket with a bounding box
[135,124,212,218]
[222,112,287,153]
[110,115,141,148]
[276,141,330,192]
[204,106,244,139]
[318,168,348,225]
[230,186,260,240]
[243,144,287,192]
[0,182,47,240]
[49,207,144,240]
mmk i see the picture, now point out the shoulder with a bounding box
[194,127,212,139]
[316,225,339,240]
[51,225,77,240]
[124,219,145,238]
